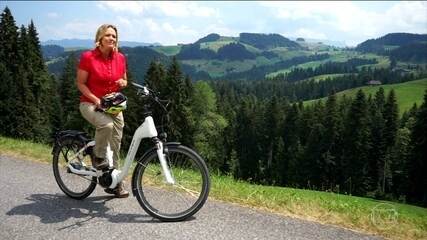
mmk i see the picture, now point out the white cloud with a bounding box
[95,1,219,44]
[41,20,100,40]
[96,1,144,15]
[285,28,327,40]
[97,1,218,18]
[259,1,427,45]
[47,12,59,19]
[144,2,217,18]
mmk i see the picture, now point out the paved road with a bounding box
[0,155,382,240]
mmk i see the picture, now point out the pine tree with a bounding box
[281,103,301,186]
[164,57,194,146]
[26,20,55,141]
[191,81,227,169]
[367,88,386,195]
[322,93,342,190]
[263,96,284,184]
[27,20,44,72]
[122,69,145,152]
[407,90,427,206]
[14,25,37,139]
[234,95,262,181]
[144,61,166,92]
[0,7,19,136]
[58,54,87,130]
[342,90,371,195]
[381,89,398,195]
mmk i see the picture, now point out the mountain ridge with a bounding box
[42,38,161,48]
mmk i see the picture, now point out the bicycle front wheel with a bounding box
[133,144,210,221]
[52,137,97,199]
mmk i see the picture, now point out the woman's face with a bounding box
[100,27,117,50]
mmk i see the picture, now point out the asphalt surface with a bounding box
[0,155,382,240]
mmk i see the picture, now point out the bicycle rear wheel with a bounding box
[52,137,97,199]
[132,144,210,221]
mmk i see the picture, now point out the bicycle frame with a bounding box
[67,115,175,189]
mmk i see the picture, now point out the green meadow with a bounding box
[304,78,427,115]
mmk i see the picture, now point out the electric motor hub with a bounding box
[98,170,113,188]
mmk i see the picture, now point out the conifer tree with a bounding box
[26,20,55,141]
[14,25,37,139]
[263,96,284,184]
[144,61,166,93]
[380,89,398,194]
[282,103,301,186]
[367,88,386,195]
[0,7,19,136]
[164,57,194,146]
[342,90,371,195]
[27,20,44,72]
[322,93,342,189]
[122,69,145,152]
[191,81,227,169]
[407,90,427,206]
[234,95,261,181]
[58,54,86,130]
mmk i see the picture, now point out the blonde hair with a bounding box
[95,24,119,51]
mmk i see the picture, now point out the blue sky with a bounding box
[1,1,426,46]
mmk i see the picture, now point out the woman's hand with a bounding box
[116,78,127,88]
[94,97,102,109]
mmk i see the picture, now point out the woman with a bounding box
[76,24,129,198]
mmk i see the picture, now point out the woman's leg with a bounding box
[110,112,124,169]
[79,103,114,160]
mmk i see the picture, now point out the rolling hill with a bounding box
[43,32,427,92]
[304,78,427,114]
[355,33,427,62]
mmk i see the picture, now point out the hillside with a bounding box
[46,46,170,83]
[355,33,427,62]
[43,32,427,85]
[304,78,427,114]
[42,38,160,48]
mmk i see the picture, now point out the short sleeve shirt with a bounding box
[78,48,127,103]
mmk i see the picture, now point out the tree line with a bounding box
[0,7,426,207]
[213,85,426,206]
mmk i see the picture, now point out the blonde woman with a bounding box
[76,24,129,198]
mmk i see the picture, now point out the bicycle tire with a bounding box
[52,137,97,199]
[132,144,210,221]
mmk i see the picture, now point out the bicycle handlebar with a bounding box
[132,82,150,96]
[131,82,170,117]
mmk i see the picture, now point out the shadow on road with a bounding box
[6,193,166,229]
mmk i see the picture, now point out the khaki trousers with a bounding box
[79,102,124,169]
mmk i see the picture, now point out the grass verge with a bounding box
[1,136,426,240]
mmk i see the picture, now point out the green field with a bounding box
[1,136,426,240]
[151,45,182,56]
[266,51,387,78]
[182,58,278,78]
[200,40,236,52]
[304,78,427,115]
[302,73,354,82]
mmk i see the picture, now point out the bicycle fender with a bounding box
[51,132,91,155]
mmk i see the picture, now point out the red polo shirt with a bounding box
[78,48,127,103]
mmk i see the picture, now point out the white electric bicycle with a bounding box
[52,83,210,222]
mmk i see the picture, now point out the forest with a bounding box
[0,7,426,207]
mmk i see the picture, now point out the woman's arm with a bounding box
[76,69,101,107]
[116,72,128,89]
